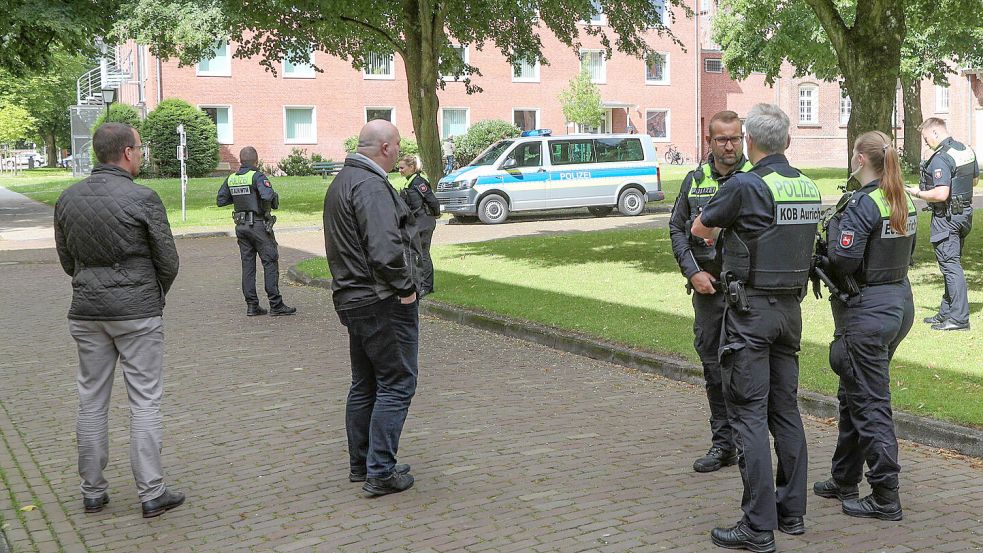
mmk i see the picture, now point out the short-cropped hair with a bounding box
[93,123,137,164]
[918,117,947,132]
[708,111,741,137]
[745,103,789,155]
[239,146,259,166]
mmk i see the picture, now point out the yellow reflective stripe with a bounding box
[762,172,821,203]
[868,188,917,217]
[947,146,976,167]
[227,170,256,187]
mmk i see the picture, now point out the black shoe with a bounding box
[693,446,738,473]
[141,489,185,518]
[710,520,776,553]
[777,515,805,535]
[83,493,109,513]
[270,304,297,316]
[246,304,268,316]
[362,471,414,496]
[932,319,970,331]
[349,463,411,483]
[842,487,903,521]
[923,313,943,324]
[813,477,859,501]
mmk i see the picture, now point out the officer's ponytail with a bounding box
[855,131,907,235]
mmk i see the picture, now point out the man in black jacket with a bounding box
[324,119,422,496]
[54,123,185,518]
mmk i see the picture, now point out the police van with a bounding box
[436,130,664,224]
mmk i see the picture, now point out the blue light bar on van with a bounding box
[520,129,552,137]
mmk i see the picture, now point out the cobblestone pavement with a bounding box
[3,237,983,553]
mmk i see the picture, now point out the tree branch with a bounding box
[339,15,405,54]
[803,0,850,54]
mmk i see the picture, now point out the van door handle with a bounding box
[537,168,547,173]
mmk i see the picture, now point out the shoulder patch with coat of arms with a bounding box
[840,231,854,249]
[418,183,428,192]
[934,168,943,180]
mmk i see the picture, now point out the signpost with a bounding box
[177,124,188,222]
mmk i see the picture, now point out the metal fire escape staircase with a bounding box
[76,48,132,105]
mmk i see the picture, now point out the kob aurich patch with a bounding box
[839,231,855,249]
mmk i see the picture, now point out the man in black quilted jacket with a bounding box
[54,123,185,518]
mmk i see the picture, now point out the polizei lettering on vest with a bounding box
[773,179,820,200]
[776,203,824,225]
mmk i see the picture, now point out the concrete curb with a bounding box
[287,265,983,459]
[173,225,322,240]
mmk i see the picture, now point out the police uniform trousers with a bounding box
[417,214,437,295]
[236,222,284,308]
[719,292,808,531]
[932,208,973,325]
[692,289,734,451]
[829,281,913,490]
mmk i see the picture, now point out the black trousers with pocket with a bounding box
[236,223,283,308]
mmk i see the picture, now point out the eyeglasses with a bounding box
[127,143,146,155]
[712,135,744,146]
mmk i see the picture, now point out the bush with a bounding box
[277,148,328,176]
[90,104,144,166]
[343,135,358,153]
[142,98,219,178]
[343,135,419,159]
[452,120,520,166]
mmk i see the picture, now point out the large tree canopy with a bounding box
[117,0,688,178]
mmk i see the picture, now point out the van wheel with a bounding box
[451,215,478,224]
[477,194,509,224]
[618,188,645,216]
[588,206,614,217]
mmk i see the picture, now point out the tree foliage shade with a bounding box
[142,99,219,178]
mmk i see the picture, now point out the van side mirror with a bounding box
[502,158,518,170]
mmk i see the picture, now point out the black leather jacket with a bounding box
[323,154,422,311]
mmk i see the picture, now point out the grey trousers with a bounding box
[69,317,167,502]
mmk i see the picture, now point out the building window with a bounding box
[363,52,395,80]
[197,41,231,77]
[580,50,606,84]
[365,107,394,123]
[646,109,669,141]
[588,0,606,24]
[442,45,468,81]
[200,106,233,144]
[798,84,818,124]
[512,57,540,82]
[651,0,667,24]
[936,85,950,113]
[284,107,316,144]
[839,89,852,126]
[645,52,669,85]
[441,108,469,139]
[513,109,540,131]
[283,50,315,78]
[704,58,722,73]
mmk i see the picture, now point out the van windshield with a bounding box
[469,140,515,166]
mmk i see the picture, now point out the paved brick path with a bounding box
[3,236,983,551]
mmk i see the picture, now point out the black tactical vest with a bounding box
[827,186,916,286]
[686,160,754,265]
[227,170,262,214]
[921,140,977,215]
[721,167,822,291]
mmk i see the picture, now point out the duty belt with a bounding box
[233,211,256,225]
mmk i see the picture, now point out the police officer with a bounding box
[217,146,296,316]
[669,110,753,473]
[905,117,978,331]
[693,104,814,553]
[398,154,440,296]
[813,131,915,522]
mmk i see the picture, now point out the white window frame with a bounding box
[512,108,541,131]
[440,107,470,139]
[283,50,315,79]
[645,108,671,142]
[196,41,232,77]
[579,49,606,84]
[935,85,950,113]
[839,90,852,126]
[283,106,317,145]
[363,52,396,80]
[704,58,723,73]
[588,0,607,25]
[441,45,469,82]
[650,0,668,26]
[364,106,396,124]
[645,52,670,85]
[798,84,819,125]
[512,57,540,83]
[198,105,233,144]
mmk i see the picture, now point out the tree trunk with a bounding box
[45,132,58,168]
[401,0,445,182]
[900,74,922,172]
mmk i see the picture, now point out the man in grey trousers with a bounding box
[54,123,185,518]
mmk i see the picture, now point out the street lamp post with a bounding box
[101,87,116,115]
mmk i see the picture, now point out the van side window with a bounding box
[550,140,596,165]
[506,142,543,168]
[595,138,644,162]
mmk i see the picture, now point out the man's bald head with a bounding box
[357,120,401,171]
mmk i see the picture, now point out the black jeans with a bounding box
[719,293,808,531]
[931,209,973,324]
[236,223,283,308]
[829,282,913,490]
[692,290,733,451]
[338,296,419,478]
[418,215,436,296]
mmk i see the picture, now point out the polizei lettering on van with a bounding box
[776,203,824,225]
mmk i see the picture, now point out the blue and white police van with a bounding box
[436,130,664,224]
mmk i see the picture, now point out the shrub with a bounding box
[277,148,328,176]
[343,135,358,153]
[142,98,219,178]
[343,135,418,159]
[90,104,144,166]
[452,120,520,166]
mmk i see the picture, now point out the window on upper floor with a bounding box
[651,0,667,24]
[284,49,315,78]
[588,0,606,24]
[200,106,233,144]
[839,88,852,126]
[798,84,818,124]
[441,45,468,81]
[363,52,396,80]
[704,58,722,73]
[197,41,231,77]
[936,84,950,113]
[284,107,316,144]
[580,50,606,84]
[645,52,669,85]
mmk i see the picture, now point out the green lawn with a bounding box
[297,212,983,428]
